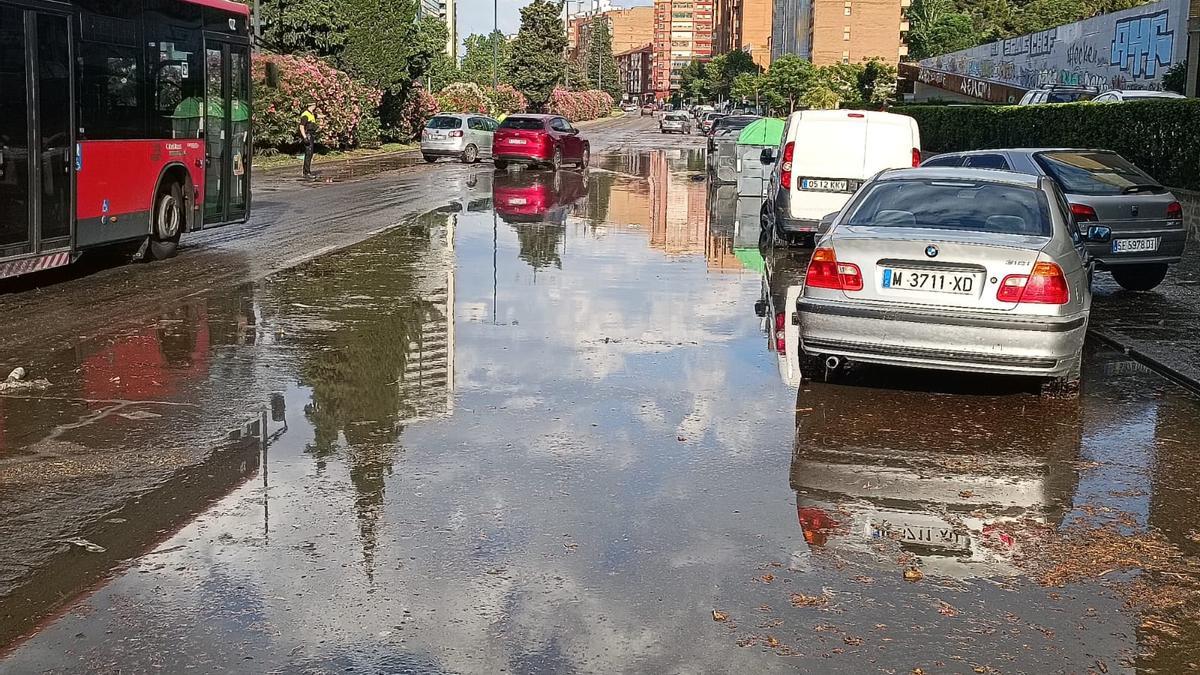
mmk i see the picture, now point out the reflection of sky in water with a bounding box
[1073,391,1157,530]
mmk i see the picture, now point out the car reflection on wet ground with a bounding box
[1,149,1199,673]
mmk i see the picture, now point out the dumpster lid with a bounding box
[737,117,785,147]
[733,247,764,273]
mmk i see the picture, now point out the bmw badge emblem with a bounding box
[925,244,939,258]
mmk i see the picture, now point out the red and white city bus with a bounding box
[0,0,251,279]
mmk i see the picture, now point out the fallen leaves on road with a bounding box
[903,567,924,582]
[937,601,958,617]
[712,610,729,622]
[789,592,828,607]
[759,573,774,584]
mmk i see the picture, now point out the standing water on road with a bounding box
[1,150,1199,673]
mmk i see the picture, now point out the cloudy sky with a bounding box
[457,0,651,47]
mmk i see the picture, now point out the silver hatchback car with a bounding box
[797,167,1095,390]
[421,113,498,163]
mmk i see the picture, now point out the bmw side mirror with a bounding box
[760,148,776,165]
[818,211,839,234]
[1086,225,1112,242]
[754,300,767,317]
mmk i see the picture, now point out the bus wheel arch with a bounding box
[148,166,192,261]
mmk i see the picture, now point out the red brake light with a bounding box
[781,141,795,190]
[805,248,862,291]
[449,129,464,138]
[1069,203,1097,222]
[997,261,1069,305]
[912,148,922,167]
[847,112,865,118]
[1167,201,1183,220]
[774,312,786,353]
[797,506,837,546]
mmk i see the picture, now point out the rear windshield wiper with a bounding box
[1122,183,1162,194]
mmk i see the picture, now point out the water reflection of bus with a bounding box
[0,0,251,279]
[789,383,1080,577]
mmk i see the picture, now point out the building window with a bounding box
[844,0,851,14]
[842,50,850,64]
[843,27,850,40]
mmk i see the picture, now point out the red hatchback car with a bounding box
[493,114,590,171]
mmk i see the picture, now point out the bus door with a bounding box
[0,5,73,261]
[202,40,250,226]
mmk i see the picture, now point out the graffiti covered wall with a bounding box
[917,0,1187,101]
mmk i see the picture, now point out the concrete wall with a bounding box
[919,0,1187,93]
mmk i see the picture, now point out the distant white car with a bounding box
[1091,89,1185,103]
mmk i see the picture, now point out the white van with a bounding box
[762,110,920,246]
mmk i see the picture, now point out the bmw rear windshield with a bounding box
[426,116,462,129]
[845,179,1053,236]
[1035,150,1162,195]
[499,117,545,130]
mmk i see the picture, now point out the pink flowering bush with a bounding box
[436,82,491,114]
[548,89,614,122]
[487,85,527,115]
[253,54,381,150]
[381,86,440,142]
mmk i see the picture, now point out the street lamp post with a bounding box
[492,0,498,90]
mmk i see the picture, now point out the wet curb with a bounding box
[1088,327,1200,395]
[255,148,419,178]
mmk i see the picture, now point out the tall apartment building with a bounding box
[771,0,907,64]
[566,0,614,20]
[653,0,716,99]
[616,44,655,101]
[714,0,773,68]
[420,0,458,60]
[568,7,654,63]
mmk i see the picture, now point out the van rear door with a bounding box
[787,112,869,223]
[863,114,918,175]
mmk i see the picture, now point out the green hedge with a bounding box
[894,99,1200,191]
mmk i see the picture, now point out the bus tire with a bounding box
[149,181,184,261]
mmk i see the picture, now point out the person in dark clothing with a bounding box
[299,103,318,178]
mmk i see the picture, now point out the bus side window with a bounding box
[145,2,204,139]
[76,1,147,140]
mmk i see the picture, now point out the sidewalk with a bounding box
[1089,191,1200,390]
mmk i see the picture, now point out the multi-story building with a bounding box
[653,0,716,100]
[419,0,458,60]
[569,7,655,64]
[566,0,613,20]
[771,0,907,64]
[715,0,773,68]
[616,44,655,102]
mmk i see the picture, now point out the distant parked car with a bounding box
[621,103,640,113]
[922,148,1185,291]
[761,110,920,247]
[1091,89,1186,103]
[795,167,1094,391]
[421,113,498,164]
[1017,86,1098,104]
[641,104,656,116]
[492,114,590,171]
[660,112,692,134]
[693,104,715,120]
[699,111,724,134]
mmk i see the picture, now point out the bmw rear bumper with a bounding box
[798,299,1088,377]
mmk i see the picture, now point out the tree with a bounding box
[585,16,621,100]
[857,59,897,107]
[1163,62,1188,94]
[764,55,818,113]
[341,3,446,93]
[819,63,863,107]
[800,85,840,110]
[509,0,568,109]
[679,59,709,101]
[906,0,979,59]
[460,31,513,88]
[730,72,764,108]
[259,0,349,56]
[715,49,760,100]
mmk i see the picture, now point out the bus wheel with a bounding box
[149,182,183,260]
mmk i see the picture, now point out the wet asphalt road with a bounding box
[1,116,1199,673]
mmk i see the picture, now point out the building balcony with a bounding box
[899,19,910,31]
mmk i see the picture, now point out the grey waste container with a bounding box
[736,145,771,197]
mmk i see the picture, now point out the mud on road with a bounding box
[1,116,1199,673]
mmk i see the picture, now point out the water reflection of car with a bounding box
[789,382,1080,578]
[492,169,588,225]
[755,247,810,386]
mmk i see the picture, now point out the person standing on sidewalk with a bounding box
[299,103,318,178]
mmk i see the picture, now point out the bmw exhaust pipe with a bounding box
[824,355,841,371]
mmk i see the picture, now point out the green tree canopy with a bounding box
[509,0,568,108]
[585,16,622,100]
[679,59,709,101]
[461,31,514,88]
[341,2,447,93]
[764,55,818,113]
[907,0,980,59]
[260,0,348,56]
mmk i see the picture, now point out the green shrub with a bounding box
[252,53,381,151]
[894,99,1200,190]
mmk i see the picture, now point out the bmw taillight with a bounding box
[780,141,795,190]
[805,248,862,291]
[774,312,786,353]
[997,261,1070,304]
[912,148,922,167]
[1069,203,1098,222]
[449,130,464,138]
[1167,201,1183,221]
[797,506,837,546]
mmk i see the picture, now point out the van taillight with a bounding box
[1069,203,1097,222]
[780,141,795,189]
[997,261,1070,305]
[774,312,786,353]
[805,248,863,291]
[912,148,922,167]
[1167,201,1183,220]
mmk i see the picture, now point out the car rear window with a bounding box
[1046,91,1094,103]
[713,116,758,133]
[845,179,1053,236]
[1035,151,1161,196]
[426,116,462,129]
[666,114,687,120]
[499,117,545,130]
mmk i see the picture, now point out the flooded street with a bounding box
[2,130,1199,672]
